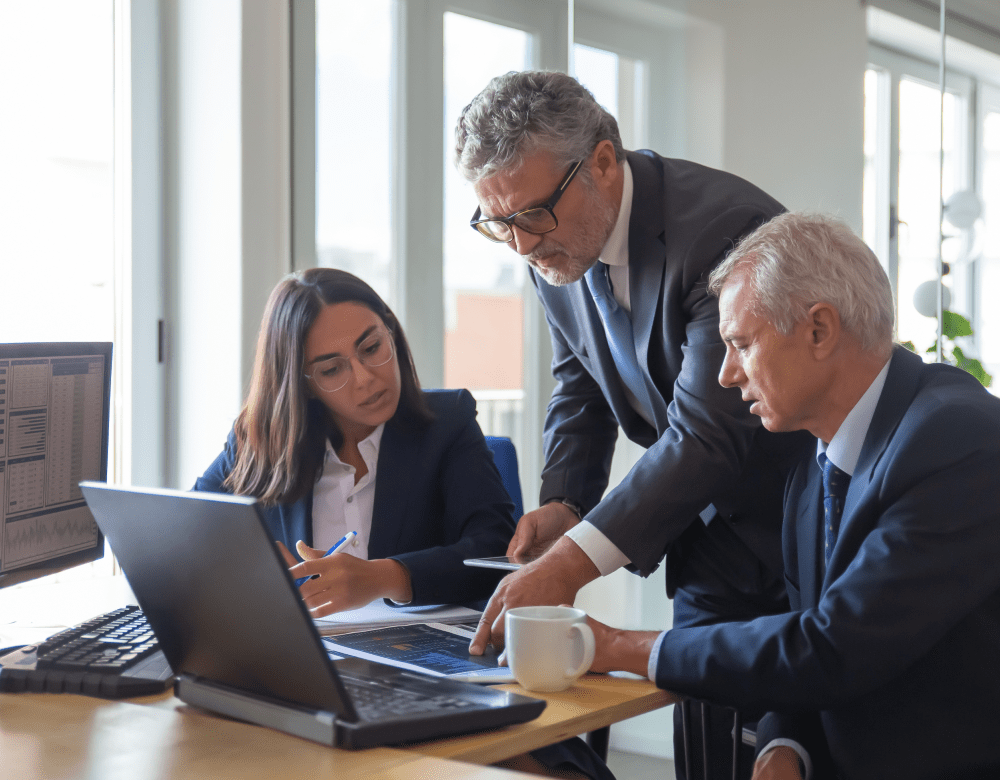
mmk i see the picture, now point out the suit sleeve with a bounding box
[652,399,1000,710]
[389,391,517,605]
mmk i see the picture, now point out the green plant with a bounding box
[901,310,993,387]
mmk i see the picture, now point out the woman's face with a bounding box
[303,302,402,443]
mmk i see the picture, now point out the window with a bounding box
[0,1,115,343]
[0,1,120,597]
[442,13,531,445]
[573,43,648,150]
[863,46,992,383]
[304,1,685,506]
[978,87,1000,380]
[895,75,966,351]
[314,0,395,305]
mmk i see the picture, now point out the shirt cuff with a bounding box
[759,739,812,780]
[565,521,631,576]
[647,630,669,681]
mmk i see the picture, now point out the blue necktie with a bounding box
[585,263,652,414]
[819,452,851,565]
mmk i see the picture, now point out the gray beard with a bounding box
[528,188,617,287]
[533,255,599,287]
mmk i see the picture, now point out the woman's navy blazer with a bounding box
[194,389,515,606]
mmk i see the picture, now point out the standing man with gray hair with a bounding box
[455,70,811,779]
[581,212,1000,779]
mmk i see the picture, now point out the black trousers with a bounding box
[668,518,788,780]
[532,737,618,780]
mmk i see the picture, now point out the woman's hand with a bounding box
[283,541,413,617]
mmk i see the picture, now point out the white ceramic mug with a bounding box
[505,606,596,692]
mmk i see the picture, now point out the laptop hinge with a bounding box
[176,675,340,746]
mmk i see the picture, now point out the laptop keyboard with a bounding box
[0,605,173,698]
[339,674,476,721]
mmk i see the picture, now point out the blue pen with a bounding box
[294,531,358,587]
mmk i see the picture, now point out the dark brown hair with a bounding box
[224,268,433,505]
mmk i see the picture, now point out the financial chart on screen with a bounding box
[0,343,111,584]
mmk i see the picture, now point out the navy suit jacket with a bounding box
[534,150,811,595]
[654,347,1000,779]
[194,389,515,607]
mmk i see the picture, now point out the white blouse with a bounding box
[310,424,385,558]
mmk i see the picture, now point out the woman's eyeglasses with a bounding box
[304,328,395,393]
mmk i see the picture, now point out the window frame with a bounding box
[866,43,975,345]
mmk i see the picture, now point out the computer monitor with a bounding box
[0,342,113,589]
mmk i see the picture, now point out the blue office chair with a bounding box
[484,436,524,521]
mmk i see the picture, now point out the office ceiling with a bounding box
[913,0,1000,38]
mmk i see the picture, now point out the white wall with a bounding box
[687,0,868,230]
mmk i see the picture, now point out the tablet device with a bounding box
[463,554,540,571]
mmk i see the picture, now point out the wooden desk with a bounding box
[0,676,676,780]
[412,674,676,765]
[1,579,677,777]
[0,691,544,780]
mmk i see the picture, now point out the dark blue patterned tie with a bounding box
[585,263,652,414]
[820,452,851,565]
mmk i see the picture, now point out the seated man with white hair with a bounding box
[582,212,1000,780]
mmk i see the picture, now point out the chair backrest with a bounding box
[484,436,524,521]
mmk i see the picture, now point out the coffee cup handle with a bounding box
[565,623,596,679]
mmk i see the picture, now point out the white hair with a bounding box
[708,212,894,354]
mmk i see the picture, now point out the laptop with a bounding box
[78,482,545,749]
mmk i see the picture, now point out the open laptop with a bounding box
[78,482,545,749]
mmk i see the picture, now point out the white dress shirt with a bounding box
[564,160,635,576]
[310,424,385,558]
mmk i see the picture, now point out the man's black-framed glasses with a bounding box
[469,159,584,243]
[303,327,395,393]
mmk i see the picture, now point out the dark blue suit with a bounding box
[654,347,1000,779]
[534,150,811,610]
[194,389,515,607]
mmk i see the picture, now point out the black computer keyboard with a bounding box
[339,673,475,721]
[0,605,174,698]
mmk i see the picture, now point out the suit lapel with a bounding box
[368,418,416,558]
[625,152,669,426]
[795,462,824,606]
[827,347,923,579]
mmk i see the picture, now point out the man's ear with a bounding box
[807,302,840,359]
[590,139,619,189]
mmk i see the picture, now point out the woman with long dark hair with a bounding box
[194,268,514,615]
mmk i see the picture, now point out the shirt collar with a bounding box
[598,159,632,268]
[325,423,385,472]
[816,358,892,475]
